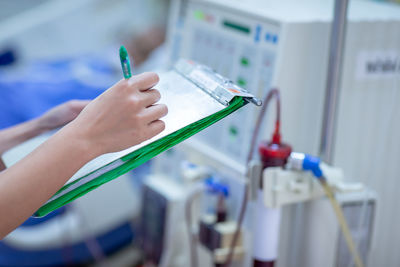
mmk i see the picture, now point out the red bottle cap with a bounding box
[258,141,292,168]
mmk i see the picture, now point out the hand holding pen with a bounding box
[69,46,168,155]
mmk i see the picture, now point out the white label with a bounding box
[356,51,400,80]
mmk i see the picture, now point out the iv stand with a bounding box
[319,0,349,164]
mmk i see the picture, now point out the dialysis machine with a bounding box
[143,0,400,266]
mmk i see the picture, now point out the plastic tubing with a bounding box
[319,177,364,267]
[224,89,281,266]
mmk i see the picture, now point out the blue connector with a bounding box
[288,152,323,178]
[302,154,323,178]
[204,177,229,197]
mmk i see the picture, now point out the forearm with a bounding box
[0,72,165,239]
[0,123,98,238]
[0,119,47,155]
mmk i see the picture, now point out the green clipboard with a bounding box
[2,59,260,217]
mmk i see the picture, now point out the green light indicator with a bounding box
[222,20,251,34]
[229,126,238,136]
[240,57,249,66]
[194,10,205,20]
[237,78,247,87]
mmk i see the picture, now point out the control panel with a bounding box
[169,0,281,165]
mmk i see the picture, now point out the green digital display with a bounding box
[237,78,247,87]
[194,10,205,20]
[241,57,250,66]
[222,20,251,34]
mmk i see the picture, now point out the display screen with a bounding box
[222,20,251,34]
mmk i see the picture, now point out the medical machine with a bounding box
[154,0,400,266]
[141,176,187,266]
[167,0,400,166]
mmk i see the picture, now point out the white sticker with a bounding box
[356,51,400,80]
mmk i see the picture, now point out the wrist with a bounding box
[59,121,102,162]
[33,116,52,133]
[25,119,44,136]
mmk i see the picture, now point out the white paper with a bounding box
[3,71,225,186]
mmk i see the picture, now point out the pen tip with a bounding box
[119,45,128,59]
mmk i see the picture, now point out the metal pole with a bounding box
[319,0,349,164]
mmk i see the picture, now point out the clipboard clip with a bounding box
[174,59,262,107]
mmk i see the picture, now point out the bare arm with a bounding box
[0,72,167,238]
[0,100,90,171]
[0,119,46,154]
[0,125,95,238]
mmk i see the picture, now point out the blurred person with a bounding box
[0,100,90,170]
[0,72,167,239]
[125,26,166,67]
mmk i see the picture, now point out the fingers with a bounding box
[114,73,160,108]
[140,89,161,107]
[129,72,159,91]
[141,104,168,123]
[146,120,166,138]
[142,105,167,140]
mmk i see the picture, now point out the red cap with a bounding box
[259,141,292,168]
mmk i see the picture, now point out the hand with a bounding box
[0,73,166,238]
[0,100,89,159]
[69,72,168,156]
[37,100,90,131]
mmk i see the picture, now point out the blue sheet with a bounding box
[0,56,118,129]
